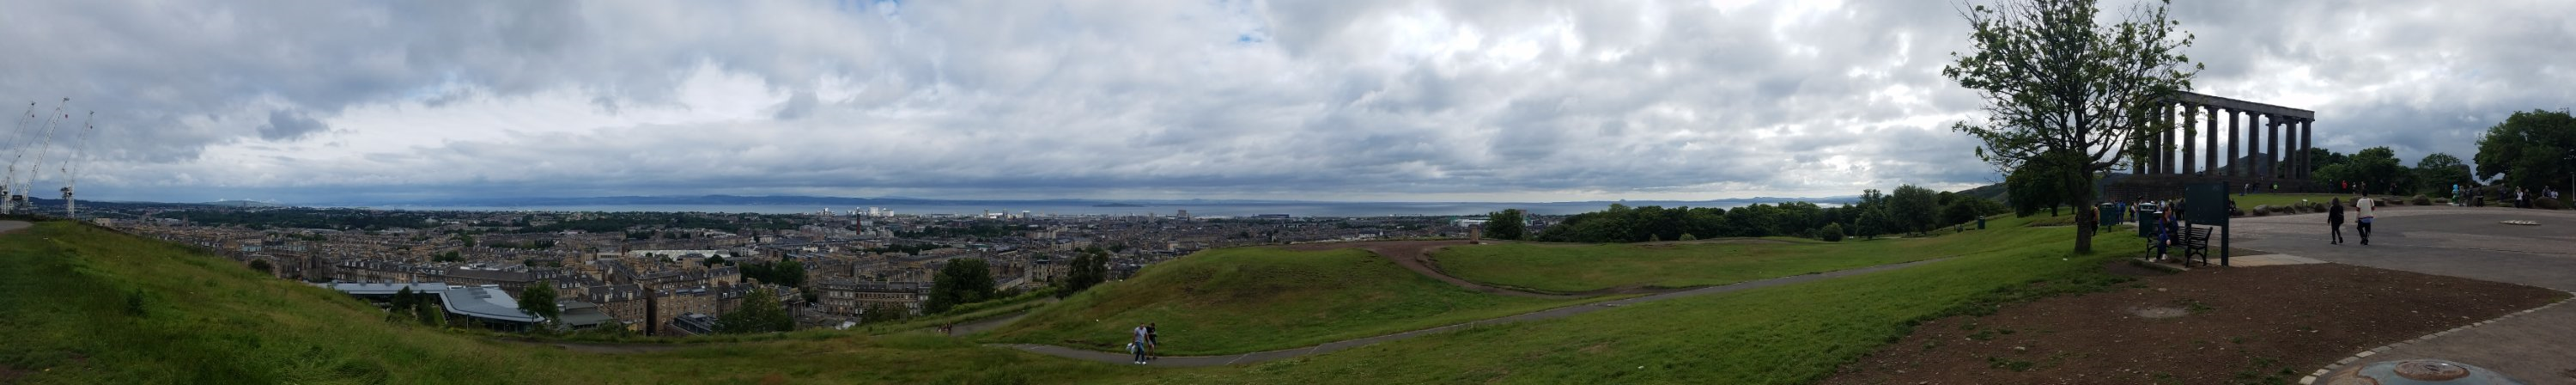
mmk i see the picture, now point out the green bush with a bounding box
[1817,223,1845,241]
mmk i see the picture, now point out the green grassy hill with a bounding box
[0,221,1144,384]
[981,248,1601,356]
[1435,236,1961,293]
[1144,214,2147,384]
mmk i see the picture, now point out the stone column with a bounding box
[2300,119,2314,180]
[2227,109,2241,177]
[2182,104,2197,175]
[2204,106,2218,176]
[2269,117,2282,179]
[2162,104,2177,174]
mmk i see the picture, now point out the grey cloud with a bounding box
[257,110,329,141]
[24,0,2576,203]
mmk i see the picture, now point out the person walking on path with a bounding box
[1145,322,1160,361]
[2327,198,2346,245]
[2354,193,2377,246]
[1130,323,1151,364]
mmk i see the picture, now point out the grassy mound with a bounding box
[1146,214,2149,384]
[1437,226,2002,293]
[981,247,1598,356]
[0,222,1143,384]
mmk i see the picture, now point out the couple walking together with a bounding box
[1127,322,1158,364]
[2327,194,2376,245]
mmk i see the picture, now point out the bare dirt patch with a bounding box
[1823,264,2566,385]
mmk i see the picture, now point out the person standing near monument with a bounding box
[2354,193,2376,246]
[2327,198,2346,245]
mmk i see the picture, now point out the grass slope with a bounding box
[0,222,1145,384]
[982,247,1600,356]
[1141,213,2148,384]
[1437,231,1990,293]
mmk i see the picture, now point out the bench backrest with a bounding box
[2182,226,2213,245]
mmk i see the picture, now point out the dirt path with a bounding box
[1275,240,1680,298]
[0,221,31,234]
[997,258,1948,367]
[1823,263,2567,384]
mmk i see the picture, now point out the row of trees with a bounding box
[1523,186,2008,244]
[2305,147,2476,198]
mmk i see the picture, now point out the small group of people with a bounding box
[1127,322,1159,364]
[2325,192,2377,245]
[2512,187,2559,209]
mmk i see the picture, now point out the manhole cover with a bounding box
[2130,307,2188,319]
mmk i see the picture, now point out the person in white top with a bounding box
[2354,194,2376,246]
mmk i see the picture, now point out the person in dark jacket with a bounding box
[2327,198,2345,245]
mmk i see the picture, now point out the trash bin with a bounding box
[2097,203,2121,228]
[1976,217,1986,229]
[2136,212,2161,238]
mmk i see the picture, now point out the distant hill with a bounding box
[1955,182,2008,202]
[203,199,283,208]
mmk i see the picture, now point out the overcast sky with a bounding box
[3,0,2571,204]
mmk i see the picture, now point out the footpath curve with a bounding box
[997,257,1949,367]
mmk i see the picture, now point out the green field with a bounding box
[980,247,1602,356]
[1143,213,2147,384]
[1436,229,1996,293]
[0,222,1150,384]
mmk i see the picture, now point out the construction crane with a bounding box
[0,101,34,214]
[61,112,94,219]
[6,99,69,214]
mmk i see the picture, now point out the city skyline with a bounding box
[3,0,2571,204]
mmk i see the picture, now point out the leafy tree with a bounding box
[2415,153,2475,198]
[702,254,728,267]
[1946,0,2198,252]
[1484,209,1527,241]
[1855,209,1890,240]
[1059,247,1111,297]
[416,302,445,327]
[741,260,807,288]
[2473,110,2576,193]
[518,280,560,327]
[860,302,908,323]
[1888,185,1941,235]
[2348,147,2412,194]
[390,286,419,322]
[247,260,273,274]
[1817,223,1845,241]
[1941,199,1984,228]
[925,259,997,314]
[717,285,795,333]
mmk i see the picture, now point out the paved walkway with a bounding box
[0,220,30,234]
[2229,206,2576,383]
[997,258,1949,367]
